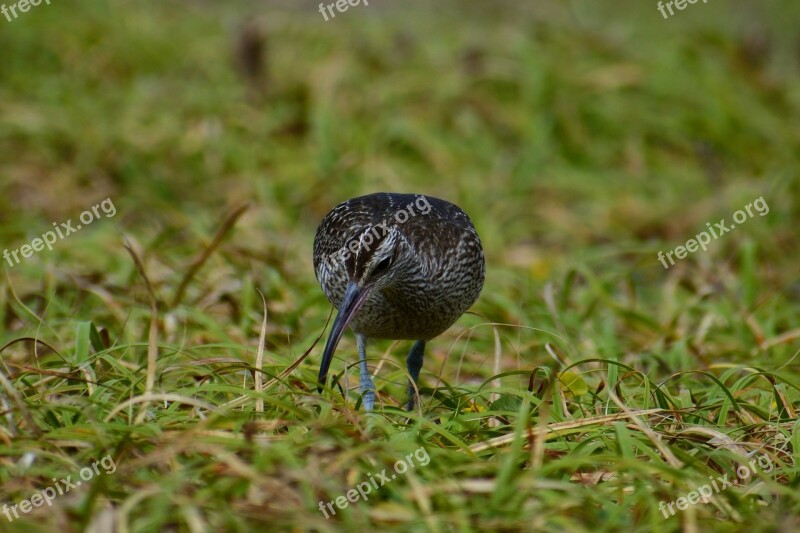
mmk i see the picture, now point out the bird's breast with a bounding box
[349,263,484,341]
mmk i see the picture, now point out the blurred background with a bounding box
[0,0,799,530]
[2,0,797,365]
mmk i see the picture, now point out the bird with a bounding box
[313,192,485,411]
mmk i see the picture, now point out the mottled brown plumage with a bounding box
[313,192,485,410]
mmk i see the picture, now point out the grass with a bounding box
[1,0,799,531]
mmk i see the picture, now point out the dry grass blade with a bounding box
[672,427,750,456]
[607,389,682,467]
[0,368,42,437]
[8,362,97,384]
[254,289,268,413]
[116,487,163,533]
[172,203,250,309]
[760,328,800,350]
[136,313,160,424]
[222,308,332,410]
[4,270,47,331]
[0,337,68,365]
[491,326,501,403]
[104,393,217,422]
[123,235,160,424]
[469,408,665,453]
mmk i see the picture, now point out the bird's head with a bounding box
[317,224,411,391]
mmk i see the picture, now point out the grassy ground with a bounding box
[1,1,799,531]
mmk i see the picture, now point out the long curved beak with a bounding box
[317,281,372,392]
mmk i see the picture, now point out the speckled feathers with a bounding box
[313,192,485,340]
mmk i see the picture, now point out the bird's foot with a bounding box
[405,386,418,411]
[405,340,425,412]
[357,333,376,411]
[361,389,376,411]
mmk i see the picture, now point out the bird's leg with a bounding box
[357,334,375,411]
[405,340,426,411]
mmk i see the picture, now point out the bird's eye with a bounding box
[373,256,392,275]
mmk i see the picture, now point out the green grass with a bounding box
[1,1,799,531]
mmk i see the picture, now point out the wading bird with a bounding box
[314,192,485,410]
